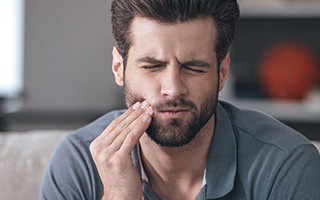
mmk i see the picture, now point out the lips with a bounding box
[157,108,191,118]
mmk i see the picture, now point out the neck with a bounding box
[139,115,215,200]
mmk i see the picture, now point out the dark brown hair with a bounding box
[111,0,239,67]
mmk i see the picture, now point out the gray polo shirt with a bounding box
[40,101,320,199]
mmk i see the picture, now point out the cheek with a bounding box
[188,75,219,103]
[125,73,160,101]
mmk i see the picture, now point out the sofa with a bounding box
[0,130,70,200]
[0,130,319,200]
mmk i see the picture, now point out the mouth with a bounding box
[157,108,191,118]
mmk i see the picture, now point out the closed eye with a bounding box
[142,65,163,69]
[182,60,210,74]
[137,56,166,70]
[184,66,206,73]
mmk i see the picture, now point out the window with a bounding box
[0,0,24,98]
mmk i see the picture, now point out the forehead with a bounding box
[128,17,217,61]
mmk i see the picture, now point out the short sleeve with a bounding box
[39,135,102,200]
[268,144,320,200]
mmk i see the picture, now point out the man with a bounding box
[40,0,320,199]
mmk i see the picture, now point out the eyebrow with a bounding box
[136,56,210,68]
[183,60,210,68]
[136,57,167,65]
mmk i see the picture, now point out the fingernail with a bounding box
[145,106,153,115]
[133,102,141,110]
[141,101,148,109]
[142,115,151,122]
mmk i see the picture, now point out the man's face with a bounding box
[113,17,229,147]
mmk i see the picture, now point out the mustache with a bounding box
[123,87,196,110]
[152,99,197,111]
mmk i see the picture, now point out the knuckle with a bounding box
[92,148,112,166]
[112,120,128,132]
[125,132,136,144]
[107,118,121,129]
[90,142,110,158]
[99,150,111,162]
[108,154,124,169]
[111,118,121,127]
[121,126,133,136]
[89,141,100,154]
[119,121,131,131]
[134,122,145,132]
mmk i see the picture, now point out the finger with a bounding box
[119,107,153,153]
[105,101,150,146]
[90,102,141,155]
[98,101,141,140]
[94,101,145,147]
[89,102,150,163]
[109,104,153,151]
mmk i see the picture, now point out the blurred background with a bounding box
[1,0,320,140]
[1,0,123,131]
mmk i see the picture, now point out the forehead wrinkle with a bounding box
[129,17,217,67]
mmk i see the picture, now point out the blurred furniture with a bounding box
[0,98,24,132]
[221,0,320,140]
[0,130,319,200]
[0,130,70,200]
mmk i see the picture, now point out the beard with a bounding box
[123,84,219,147]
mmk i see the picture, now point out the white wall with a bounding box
[22,0,123,113]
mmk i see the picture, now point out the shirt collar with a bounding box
[137,142,149,183]
[205,102,237,199]
[137,143,207,187]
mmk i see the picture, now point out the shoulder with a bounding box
[40,109,126,199]
[219,101,313,153]
[52,109,126,154]
[50,108,127,169]
[218,101,320,198]
[68,109,126,143]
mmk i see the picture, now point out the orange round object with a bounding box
[259,41,320,100]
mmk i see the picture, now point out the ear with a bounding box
[219,53,230,91]
[112,47,124,86]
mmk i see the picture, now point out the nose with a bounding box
[160,66,187,99]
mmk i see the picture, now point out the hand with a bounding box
[89,101,153,200]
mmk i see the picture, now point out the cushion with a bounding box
[0,130,70,200]
[312,141,320,153]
